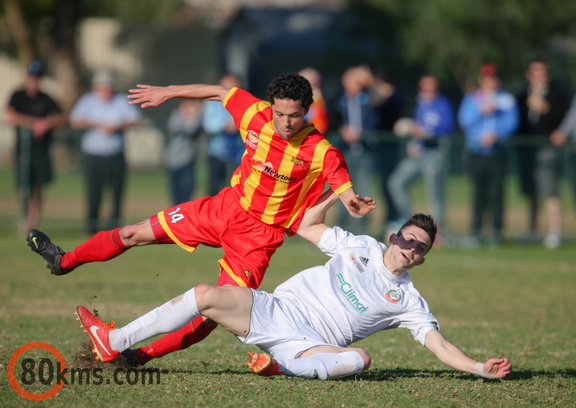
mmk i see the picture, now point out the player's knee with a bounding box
[119,221,152,246]
[354,349,372,371]
[118,224,138,246]
[193,284,217,311]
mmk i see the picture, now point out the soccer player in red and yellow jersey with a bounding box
[27,74,375,365]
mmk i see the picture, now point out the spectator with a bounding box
[202,73,243,196]
[369,68,405,236]
[69,70,142,234]
[165,99,202,205]
[5,60,66,234]
[551,95,576,214]
[299,67,329,134]
[330,65,379,233]
[458,63,519,247]
[516,58,569,248]
[388,75,455,242]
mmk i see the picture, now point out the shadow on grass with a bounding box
[71,342,576,382]
[356,368,576,382]
[129,366,576,382]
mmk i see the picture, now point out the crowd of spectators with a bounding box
[6,60,575,248]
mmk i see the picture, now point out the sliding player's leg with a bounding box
[249,346,370,380]
[78,284,253,362]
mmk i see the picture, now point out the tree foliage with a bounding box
[2,0,576,109]
[0,0,187,109]
[364,0,576,92]
[83,0,186,26]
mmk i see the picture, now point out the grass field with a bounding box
[1,168,575,407]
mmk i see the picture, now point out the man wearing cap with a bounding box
[70,70,142,234]
[457,63,519,247]
[5,60,67,234]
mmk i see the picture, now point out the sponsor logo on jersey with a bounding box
[337,273,368,313]
[349,254,364,272]
[291,156,310,169]
[246,130,259,150]
[360,257,369,266]
[251,159,297,184]
[384,289,403,304]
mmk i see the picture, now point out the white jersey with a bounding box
[273,226,439,347]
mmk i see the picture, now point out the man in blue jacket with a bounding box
[458,64,519,247]
[388,75,455,242]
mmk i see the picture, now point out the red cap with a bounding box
[480,63,498,77]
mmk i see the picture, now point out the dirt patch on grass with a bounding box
[71,340,137,369]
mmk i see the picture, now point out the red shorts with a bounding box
[150,187,285,289]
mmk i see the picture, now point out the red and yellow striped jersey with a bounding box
[224,87,352,234]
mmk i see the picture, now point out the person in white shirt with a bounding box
[76,191,512,380]
[70,70,142,233]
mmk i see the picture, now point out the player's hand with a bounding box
[358,195,376,208]
[481,358,512,379]
[128,84,170,108]
[348,194,376,218]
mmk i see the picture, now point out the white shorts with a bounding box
[238,289,330,361]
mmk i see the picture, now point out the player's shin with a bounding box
[109,287,200,351]
[140,316,217,358]
[282,351,365,380]
[61,228,129,270]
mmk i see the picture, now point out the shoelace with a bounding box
[37,239,62,255]
[94,317,116,331]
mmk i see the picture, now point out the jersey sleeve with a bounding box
[223,87,266,141]
[398,297,440,346]
[321,147,353,196]
[318,226,378,258]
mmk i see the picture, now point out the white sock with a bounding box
[279,351,365,380]
[109,287,199,351]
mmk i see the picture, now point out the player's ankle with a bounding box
[137,347,156,364]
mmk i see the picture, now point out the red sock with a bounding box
[140,316,217,359]
[60,228,129,270]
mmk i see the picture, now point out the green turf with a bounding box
[1,168,575,407]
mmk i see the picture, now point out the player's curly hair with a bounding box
[266,74,314,111]
[398,213,437,252]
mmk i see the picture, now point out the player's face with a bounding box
[385,225,431,274]
[271,98,308,141]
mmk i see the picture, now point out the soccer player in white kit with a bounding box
[76,191,512,380]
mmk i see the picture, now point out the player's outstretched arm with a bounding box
[297,189,339,246]
[128,84,230,108]
[424,329,512,379]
